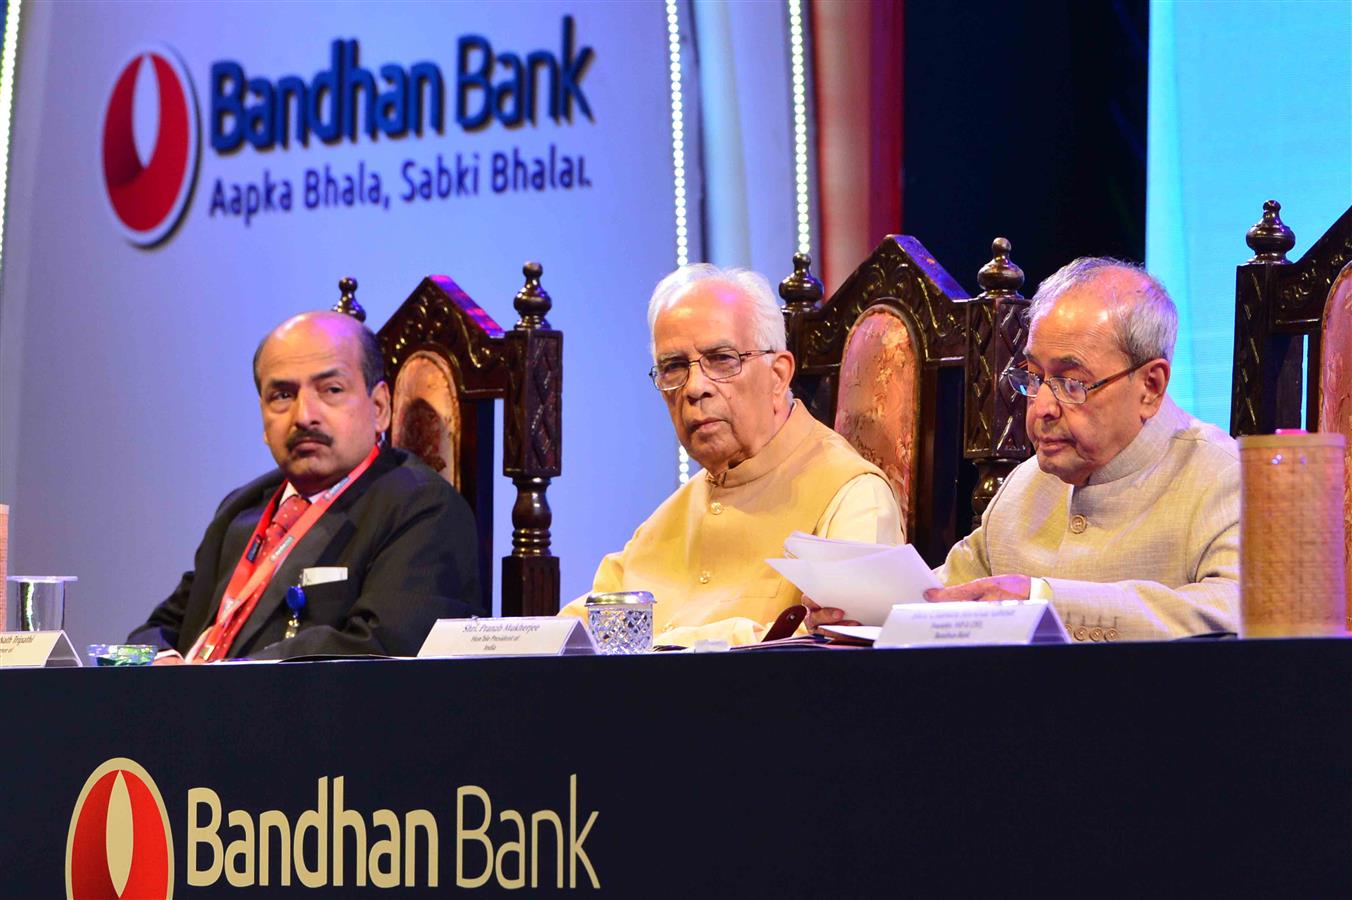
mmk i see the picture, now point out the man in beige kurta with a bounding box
[933,258,1238,641]
[938,393,1237,641]
[564,264,902,646]
[809,257,1239,642]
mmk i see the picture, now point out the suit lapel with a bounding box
[230,505,354,654]
[185,480,279,648]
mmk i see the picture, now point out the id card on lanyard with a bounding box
[187,446,379,662]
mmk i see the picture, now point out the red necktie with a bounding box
[257,495,311,560]
[208,494,311,660]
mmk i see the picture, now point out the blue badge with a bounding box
[286,585,307,616]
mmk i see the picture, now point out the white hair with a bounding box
[1028,257,1179,364]
[646,263,787,361]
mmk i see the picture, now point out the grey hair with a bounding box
[1028,257,1179,365]
[646,264,787,361]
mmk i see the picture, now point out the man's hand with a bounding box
[924,575,1031,602]
[151,650,185,666]
[802,595,860,632]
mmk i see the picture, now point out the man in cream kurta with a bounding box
[565,264,902,646]
[809,257,1239,642]
[928,258,1239,641]
[938,394,1237,641]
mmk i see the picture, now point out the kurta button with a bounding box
[711,502,723,515]
[1069,515,1088,534]
[1073,626,1089,641]
[699,571,711,584]
[1105,628,1119,641]
[1089,627,1104,642]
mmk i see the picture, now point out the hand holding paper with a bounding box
[767,532,940,626]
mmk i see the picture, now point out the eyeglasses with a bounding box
[1004,360,1146,405]
[649,349,773,391]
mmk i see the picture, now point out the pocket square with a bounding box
[301,567,348,587]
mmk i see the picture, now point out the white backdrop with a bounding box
[0,1,691,649]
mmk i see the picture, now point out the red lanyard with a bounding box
[187,446,380,662]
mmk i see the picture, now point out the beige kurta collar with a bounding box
[1085,395,1187,486]
[705,400,810,489]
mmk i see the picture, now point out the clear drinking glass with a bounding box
[585,592,655,654]
[7,576,77,631]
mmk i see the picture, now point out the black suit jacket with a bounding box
[130,447,483,659]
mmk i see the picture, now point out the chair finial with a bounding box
[779,251,823,312]
[333,276,366,322]
[976,237,1025,296]
[513,261,551,329]
[1246,199,1296,262]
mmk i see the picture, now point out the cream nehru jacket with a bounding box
[566,401,901,646]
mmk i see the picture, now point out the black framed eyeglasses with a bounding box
[1004,360,1146,405]
[649,349,773,391]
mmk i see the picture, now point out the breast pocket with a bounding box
[294,577,359,627]
[735,573,796,621]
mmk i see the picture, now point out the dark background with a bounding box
[902,0,1149,294]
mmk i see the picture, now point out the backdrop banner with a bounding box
[0,1,687,648]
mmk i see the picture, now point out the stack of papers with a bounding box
[766,532,940,626]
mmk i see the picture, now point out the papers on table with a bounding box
[817,624,880,645]
[766,532,941,626]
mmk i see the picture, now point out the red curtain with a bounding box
[811,0,904,292]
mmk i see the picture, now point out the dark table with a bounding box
[5,638,1350,897]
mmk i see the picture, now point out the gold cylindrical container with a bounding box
[1239,432,1347,637]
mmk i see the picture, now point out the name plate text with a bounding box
[418,617,595,658]
[0,631,81,667]
[876,601,1068,649]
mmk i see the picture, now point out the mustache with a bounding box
[286,428,333,451]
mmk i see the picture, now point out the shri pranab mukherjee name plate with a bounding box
[418,617,596,658]
[0,630,81,668]
[876,601,1069,648]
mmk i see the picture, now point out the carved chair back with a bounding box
[781,237,1031,566]
[333,267,562,617]
[1231,200,1352,436]
[1231,200,1352,600]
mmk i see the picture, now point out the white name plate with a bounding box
[876,600,1069,649]
[418,617,595,658]
[0,630,82,667]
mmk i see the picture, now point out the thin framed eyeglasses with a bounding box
[1003,360,1146,405]
[649,349,774,391]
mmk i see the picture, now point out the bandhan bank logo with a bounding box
[101,47,200,247]
[66,758,175,900]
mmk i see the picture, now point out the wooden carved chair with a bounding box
[1231,199,1352,597]
[332,265,562,617]
[1231,199,1352,436]
[781,237,1032,567]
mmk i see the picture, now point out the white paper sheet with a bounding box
[782,531,894,563]
[768,536,941,626]
[818,624,881,643]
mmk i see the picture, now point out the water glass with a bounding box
[7,576,76,631]
[585,591,655,654]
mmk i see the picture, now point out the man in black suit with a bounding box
[130,311,482,661]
